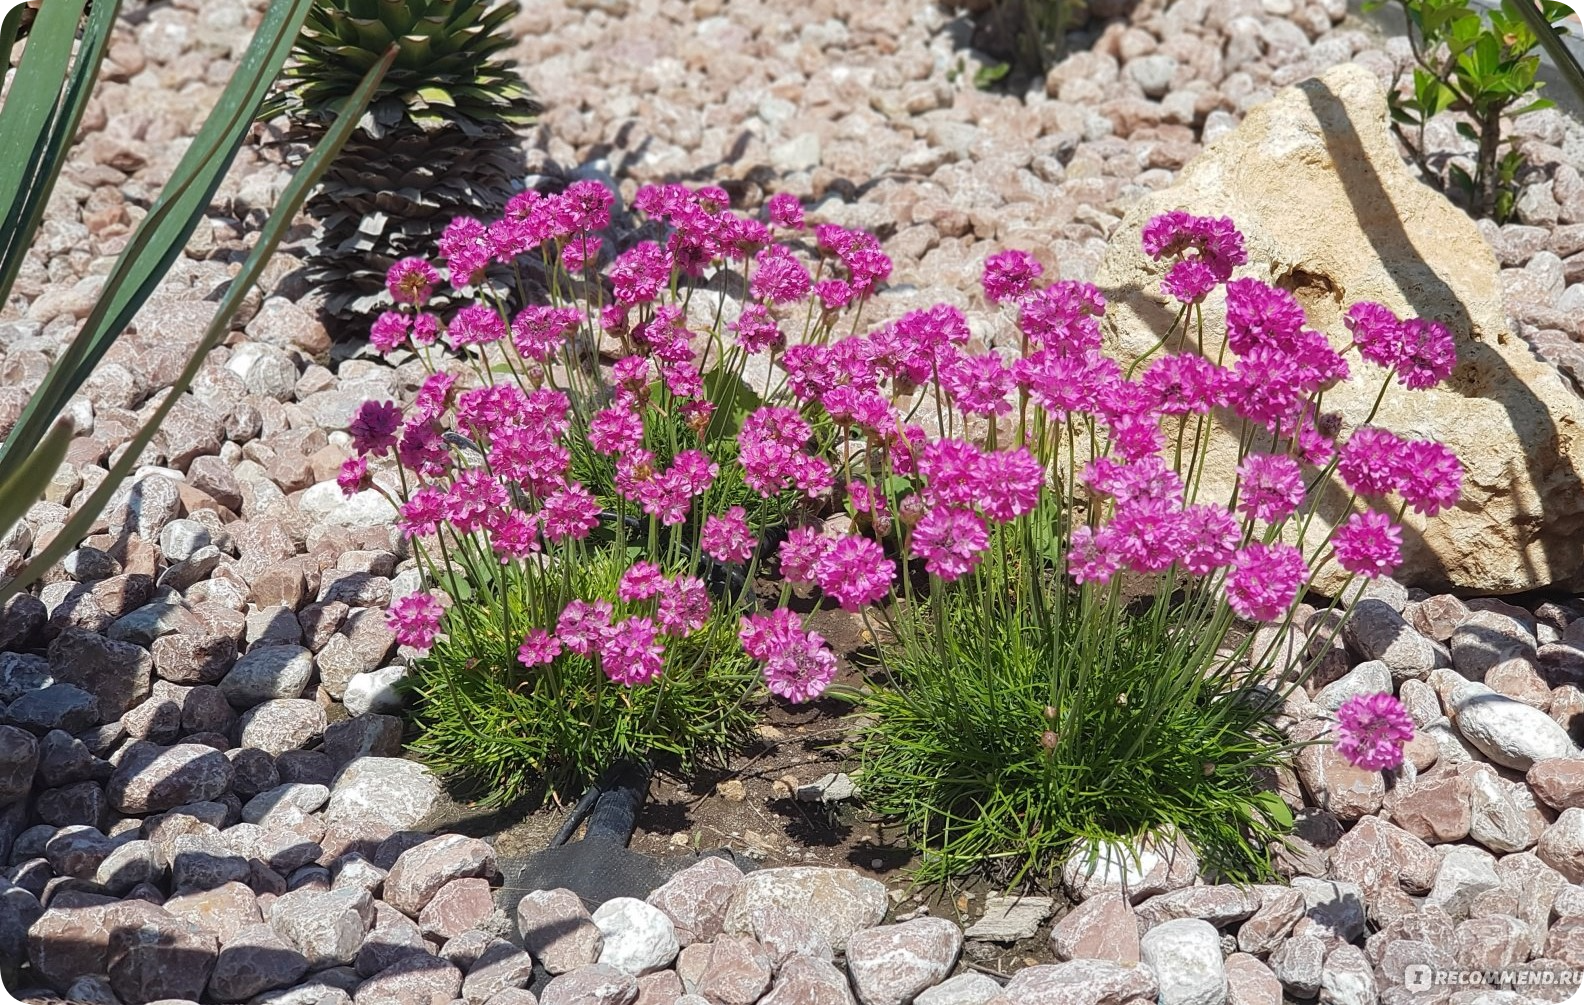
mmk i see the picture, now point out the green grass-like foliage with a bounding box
[405,539,760,804]
[856,493,1296,888]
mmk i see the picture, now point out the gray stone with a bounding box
[219,646,314,708]
[209,922,310,1002]
[269,886,374,970]
[846,916,962,1005]
[593,896,679,976]
[1139,918,1226,1005]
[517,888,603,975]
[237,699,325,756]
[6,683,99,733]
[964,895,1055,942]
[108,742,234,814]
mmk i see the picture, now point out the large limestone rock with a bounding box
[1096,62,1584,594]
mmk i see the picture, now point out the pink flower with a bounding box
[779,527,832,584]
[387,258,439,305]
[812,536,893,610]
[1333,510,1402,579]
[370,311,410,354]
[1084,456,1183,507]
[619,561,665,602]
[1225,541,1307,622]
[703,507,756,564]
[413,372,456,423]
[1142,354,1228,415]
[443,468,510,534]
[489,508,541,561]
[977,448,1045,522]
[1161,259,1218,304]
[557,599,613,655]
[512,305,580,362]
[337,456,368,497]
[1343,302,1403,370]
[738,608,836,703]
[447,304,507,349]
[814,279,854,312]
[940,352,1015,416]
[1224,279,1305,355]
[1334,693,1414,771]
[609,241,672,306]
[542,484,602,542]
[749,245,812,304]
[1141,212,1246,280]
[439,217,491,286]
[1395,318,1457,389]
[589,407,645,456]
[1017,282,1105,354]
[766,192,804,229]
[387,592,445,652]
[398,486,446,538]
[1110,498,1187,574]
[1066,525,1119,585]
[598,616,665,686]
[561,179,615,232]
[912,507,988,581]
[1180,504,1240,575]
[731,303,784,354]
[518,629,562,668]
[412,312,440,347]
[657,576,710,636]
[350,400,402,457]
[1338,427,1409,498]
[982,249,1043,304]
[1237,454,1305,523]
[1398,440,1461,516]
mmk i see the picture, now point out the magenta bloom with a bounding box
[1224,541,1307,622]
[912,507,989,581]
[940,352,1015,416]
[447,304,507,349]
[619,561,665,602]
[1236,454,1305,524]
[1109,498,1188,574]
[397,486,445,538]
[1224,279,1305,355]
[982,249,1044,304]
[541,484,602,542]
[657,576,710,637]
[387,257,439,305]
[1333,510,1403,579]
[438,217,491,285]
[1334,692,1414,771]
[1343,302,1403,370]
[1338,427,1409,498]
[413,372,456,423]
[766,192,804,229]
[1066,525,1120,586]
[1395,318,1457,389]
[557,599,613,656]
[977,448,1045,522]
[387,592,445,652]
[779,527,832,585]
[349,400,402,457]
[598,616,665,686]
[812,535,894,611]
[749,245,812,304]
[1160,259,1218,304]
[1179,504,1240,575]
[703,507,756,564]
[337,456,368,498]
[1398,440,1462,516]
[739,608,837,703]
[518,630,562,668]
[370,311,410,354]
[1142,354,1228,415]
[731,303,784,354]
[412,312,440,347]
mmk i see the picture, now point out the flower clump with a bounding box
[352,189,1463,787]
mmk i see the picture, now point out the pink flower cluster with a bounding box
[1334,692,1414,771]
[739,607,838,702]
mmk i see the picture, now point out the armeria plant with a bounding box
[351,186,1446,878]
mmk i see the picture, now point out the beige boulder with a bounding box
[1095,62,1584,594]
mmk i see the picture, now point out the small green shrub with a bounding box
[1369,0,1575,220]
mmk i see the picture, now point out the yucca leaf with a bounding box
[0,0,317,475]
[0,0,93,296]
[0,2,32,73]
[348,16,395,51]
[0,44,399,606]
[0,416,74,551]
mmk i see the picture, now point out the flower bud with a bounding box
[1040,730,1058,750]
